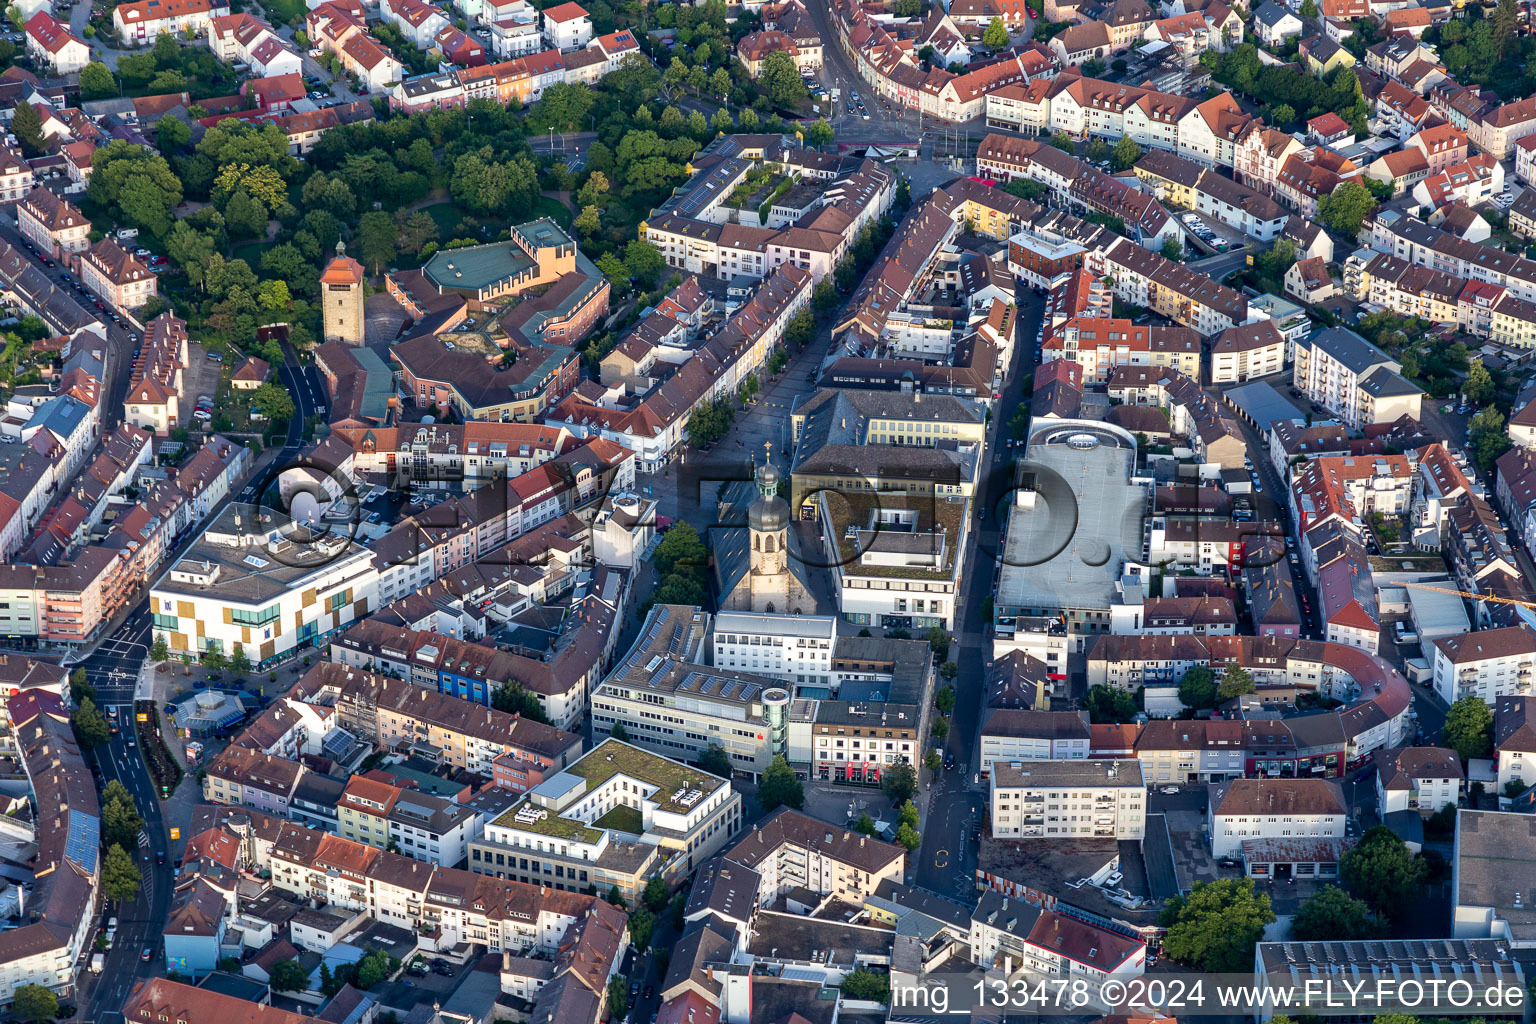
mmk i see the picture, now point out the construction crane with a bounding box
[1403,581,1536,611]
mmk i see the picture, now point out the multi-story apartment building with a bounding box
[1373,745,1463,817]
[1208,778,1346,863]
[1432,625,1536,706]
[113,0,228,42]
[16,189,89,259]
[978,710,1091,776]
[177,803,630,968]
[295,661,582,776]
[24,11,89,72]
[469,739,743,901]
[1135,717,1250,785]
[0,146,33,203]
[990,759,1145,840]
[1209,319,1287,384]
[201,746,305,816]
[1493,695,1536,797]
[1293,327,1423,430]
[0,691,100,1009]
[79,238,156,313]
[969,890,1146,983]
[336,774,399,848]
[722,806,905,906]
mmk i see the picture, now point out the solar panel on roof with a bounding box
[65,811,99,871]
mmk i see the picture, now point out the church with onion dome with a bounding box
[713,452,816,615]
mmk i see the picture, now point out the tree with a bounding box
[492,682,549,723]
[72,697,110,750]
[1085,684,1137,723]
[982,15,1009,47]
[1443,694,1494,762]
[608,977,630,1019]
[157,116,191,156]
[576,171,610,210]
[1298,0,1317,15]
[803,119,834,149]
[607,885,628,908]
[926,750,942,774]
[759,50,808,107]
[931,716,949,741]
[11,101,43,157]
[852,812,880,836]
[758,754,804,812]
[79,61,118,101]
[935,685,956,715]
[895,822,920,850]
[671,891,687,930]
[1316,180,1376,237]
[1290,887,1379,941]
[609,721,629,741]
[1111,135,1142,172]
[69,668,94,704]
[1217,665,1256,701]
[839,968,890,1004]
[629,906,655,951]
[643,875,669,912]
[1160,878,1276,972]
[1048,130,1075,153]
[1463,358,1495,405]
[102,843,142,903]
[102,780,144,850]
[252,382,296,423]
[1494,0,1519,59]
[356,210,396,275]
[229,646,251,678]
[1340,825,1426,919]
[1469,405,1513,473]
[270,958,311,993]
[623,240,666,287]
[1161,235,1182,260]
[354,948,394,989]
[12,985,57,1023]
[1178,666,1217,709]
[881,761,918,804]
[699,744,734,779]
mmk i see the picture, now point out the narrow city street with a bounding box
[911,282,1045,901]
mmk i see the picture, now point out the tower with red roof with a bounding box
[321,240,366,345]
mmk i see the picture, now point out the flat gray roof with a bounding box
[996,424,1144,615]
[1226,381,1301,432]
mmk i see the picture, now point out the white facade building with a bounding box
[989,759,1146,840]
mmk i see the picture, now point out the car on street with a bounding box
[141,948,153,962]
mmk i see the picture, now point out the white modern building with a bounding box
[149,504,380,665]
[470,738,743,900]
[1431,625,1536,707]
[989,759,1146,840]
[712,612,837,684]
